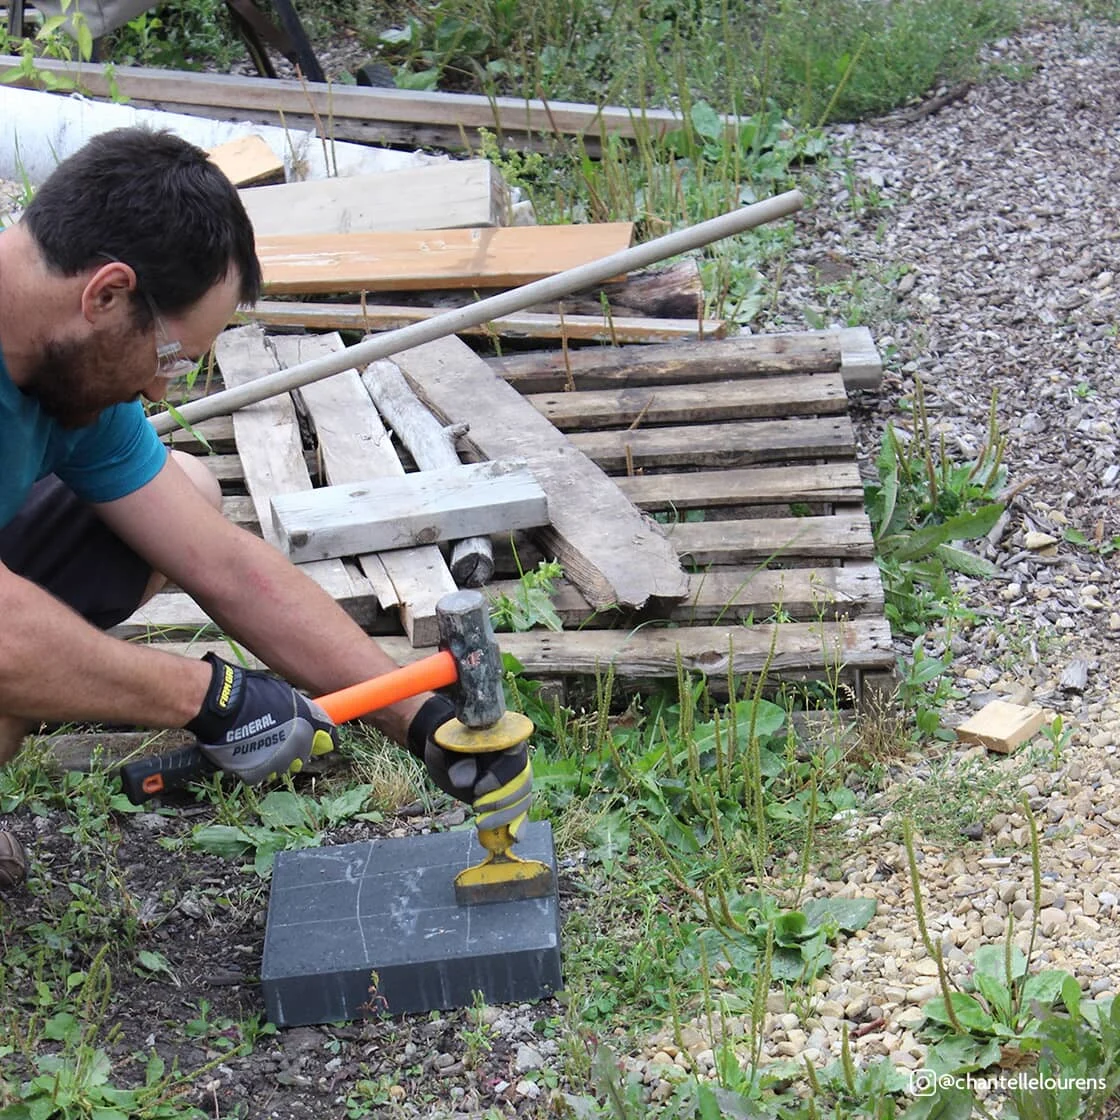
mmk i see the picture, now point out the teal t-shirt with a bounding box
[0,347,168,529]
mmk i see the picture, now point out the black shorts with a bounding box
[0,476,152,630]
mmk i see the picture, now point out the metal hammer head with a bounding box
[435,590,506,729]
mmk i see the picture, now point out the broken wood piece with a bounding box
[274,333,455,647]
[362,357,494,587]
[239,159,510,236]
[955,699,1048,754]
[271,460,549,564]
[540,259,705,319]
[256,222,635,295]
[241,299,726,344]
[207,134,284,186]
[390,335,689,610]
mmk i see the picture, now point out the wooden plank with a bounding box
[240,300,727,344]
[668,514,875,564]
[487,328,881,392]
[238,160,510,236]
[616,463,865,510]
[955,700,1048,754]
[257,223,634,295]
[486,562,883,625]
[117,583,379,638]
[207,134,284,186]
[132,617,897,678]
[568,416,855,470]
[391,335,689,610]
[271,460,549,563]
[213,326,374,605]
[274,334,456,646]
[527,373,847,430]
[1,57,717,155]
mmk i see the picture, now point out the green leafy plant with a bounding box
[865,379,1007,634]
[184,785,382,876]
[488,558,565,632]
[680,891,877,986]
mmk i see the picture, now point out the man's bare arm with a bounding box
[95,455,428,744]
[0,560,210,726]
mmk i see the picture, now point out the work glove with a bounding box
[407,694,533,834]
[186,653,337,784]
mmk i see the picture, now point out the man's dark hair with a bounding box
[23,127,262,320]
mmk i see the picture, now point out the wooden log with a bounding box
[274,333,456,646]
[0,56,733,155]
[362,358,494,586]
[488,328,882,392]
[271,460,549,564]
[207,134,284,186]
[543,259,705,319]
[239,159,510,237]
[256,223,634,295]
[240,300,727,344]
[391,335,689,610]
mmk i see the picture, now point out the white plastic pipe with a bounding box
[151,188,804,435]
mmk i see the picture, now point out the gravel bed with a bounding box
[624,16,1120,1102]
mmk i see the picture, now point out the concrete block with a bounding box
[261,821,562,1026]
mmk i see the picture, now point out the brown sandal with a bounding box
[0,831,28,889]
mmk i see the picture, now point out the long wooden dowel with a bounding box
[150,190,803,435]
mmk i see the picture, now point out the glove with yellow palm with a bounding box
[187,653,337,784]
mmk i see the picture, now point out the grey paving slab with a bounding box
[261,822,562,1026]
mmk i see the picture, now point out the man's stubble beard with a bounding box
[23,327,140,430]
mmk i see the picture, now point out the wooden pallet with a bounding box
[123,326,894,694]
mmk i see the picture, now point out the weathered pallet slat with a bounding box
[616,464,866,509]
[147,617,893,679]
[668,514,876,564]
[568,416,855,471]
[242,300,726,344]
[488,328,881,392]
[526,373,848,429]
[271,461,549,563]
[212,327,375,608]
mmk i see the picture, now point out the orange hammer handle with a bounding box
[314,649,459,724]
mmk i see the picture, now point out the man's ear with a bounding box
[80,259,139,327]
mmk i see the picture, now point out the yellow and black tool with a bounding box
[434,592,555,907]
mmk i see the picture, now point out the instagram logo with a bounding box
[910,1069,937,1097]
